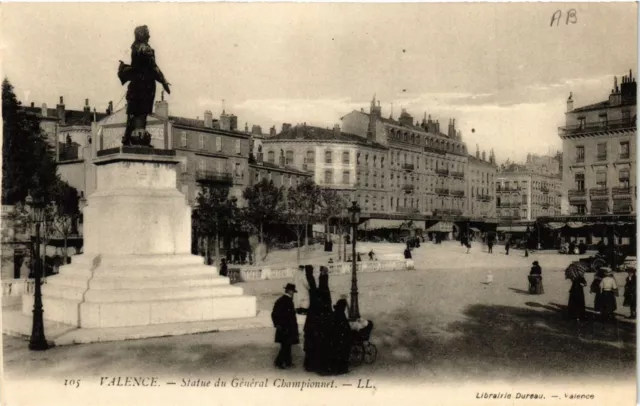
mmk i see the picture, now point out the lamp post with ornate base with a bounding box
[25,193,49,351]
[348,201,361,321]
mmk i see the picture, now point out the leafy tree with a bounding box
[2,78,58,204]
[193,185,238,266]
[319,188,349,260]
[286,178,322,264]
[46,180,80,264]
[242,179,284,262]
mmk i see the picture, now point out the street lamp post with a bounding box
[348,201,361,321]
[25,193,49,351]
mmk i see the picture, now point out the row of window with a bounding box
[253,171,305,188]
[575,141,630,162]
[387,128,466,155]
[180,131,242,155]
[352,193,467,213]
[574,169,631,190]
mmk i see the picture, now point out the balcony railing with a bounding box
[435,168,449,176]
[475,194,492,202]
[568,189,586,198]
[450,171,465,179]
[496,187,521,192]
[396,206,419,214]
[498,215,522,220]
[402,163,415,171]
[612,186,632,196]
[196,169,233,184]
[402,184,415,193]
[589,187,610,197]
[434,209,462,216]
[559,118,636,136]
[450,190,465,197]
[497,202,521,208]
[540,186,549,193]
[435,188,449,196]
[596,154,608,162]
[619,153,630,160]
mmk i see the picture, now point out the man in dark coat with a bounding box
[271,283,300,369]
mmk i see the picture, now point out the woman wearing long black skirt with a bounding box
[567,275,587,321]
[623,268,636,319]
[327,299,353,375]
[591,268,605,315]
[314,267,333,375]
[303,266,319,372]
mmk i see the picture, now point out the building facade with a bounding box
[560,70,637,216]
[467,149,497,220]
[496,166,562,222]
[341,96,469,219]
[261,124,386,211]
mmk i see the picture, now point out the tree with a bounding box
[47,180,80,264]
[318,188,349,260]
[286,178,322,264]
[2,78,58,204]
[193,185,238,266]
[242,179,284,262]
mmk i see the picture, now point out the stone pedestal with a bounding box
[23,149,256,328]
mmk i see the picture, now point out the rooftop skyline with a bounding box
[2,3,636,162]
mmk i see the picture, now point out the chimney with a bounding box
[30,102,34,108]
[448,118,455,137]
[251,125,262,135]
[41,103,48,117]
[435,120,440,133]
[154,97,169,119]
[282,123,292,132]
[476,144,480,159]
[566,92,573,112]
[245,122,249,133]
[270,126,277,137]
[93,108,97,122]
[333,123,341,136]
[204,110,213,128]
[482,150,486,161]
[56,96,66,124]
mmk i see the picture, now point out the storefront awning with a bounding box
[545,222,565,230]
[566,222,589,229]
[426,221,454,233]
[361,219,408,230]
[497,225,529,233]
[469,227,481,232]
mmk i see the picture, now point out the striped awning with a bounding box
[426,221,454,233]
[545,222,565,230]
[496,225,529,233]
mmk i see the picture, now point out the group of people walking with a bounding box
[566,265,636,322]
[271,265,353,375]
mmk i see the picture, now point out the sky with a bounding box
[1,2,637,163]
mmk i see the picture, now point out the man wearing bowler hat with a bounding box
[271,283,300,369]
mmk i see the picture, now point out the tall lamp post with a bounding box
[25,193,49,351]
[348,201,361,321]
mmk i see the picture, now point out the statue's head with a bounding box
[134,25,150,43]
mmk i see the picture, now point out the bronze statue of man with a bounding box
[118,25,171,146]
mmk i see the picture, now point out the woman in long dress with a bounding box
[314,266,333,375]
[623,268,636,319]
[567,274,587,320]
[327,299,353,375]
[600,268,619,323]
[590,268,605,315]
[302,266,319,371]
[293,265,310,314]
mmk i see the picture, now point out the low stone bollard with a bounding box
[405,259,415,270]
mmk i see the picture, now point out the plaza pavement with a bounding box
[3,241,636,385]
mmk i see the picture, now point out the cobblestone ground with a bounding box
[3,242,636,385]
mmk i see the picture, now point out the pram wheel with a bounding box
[363,342,377,364]
[349,343,365,366]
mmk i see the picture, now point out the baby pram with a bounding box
[349,320,377,366]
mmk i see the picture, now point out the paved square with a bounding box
[3,242,636,385]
